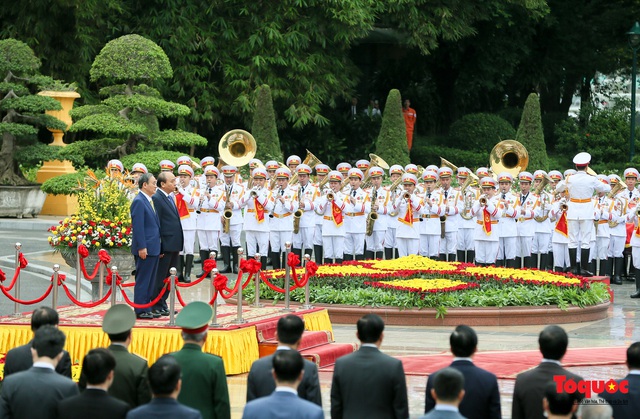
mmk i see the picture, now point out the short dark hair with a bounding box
[138,173,153,189]
[544,382,577,415]
[539,325,568,360]
[31,306,59,331]
[81,348,116,385]
[433,368,465,403]
[149,355,181,396]
[273,350,304,383]
[157,171,171,189]
[357,313,384,343]
[277,315,305,345]
[32,325,66,359]
[627,342,640,369]
[450,325,478,357]
[108,330,132,344]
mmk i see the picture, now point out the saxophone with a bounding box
[221,185,233,234]
[293,185,304,234]
[607,182,625,228]
[533,174,551,222]
[459,176,475,220]
[387,177,404,217]
[366,188,378,236]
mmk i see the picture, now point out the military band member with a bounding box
[419,170,441,259]
[312,164,331,264]
[177,165,199,282]
[241,168,273,270]
[131,163,148,180]
[364,166,390,260]
[343,168,370,261]
[291,163,318,260]
[269,168,299,269]
[550,192,571,272]
[495,172,518,268]
[393,173,422,257]
[265,160,280,187]
[159,159,175,172]
[547,170,564,268]
[532,170,553,270]
[287,155,301,173]
[436,167,461,262]
[623,168,640,280]
[555,152,607,276]
[626,200,640,297]
[355,159,370,173]
[196,166,224,277]
[198,156,216,186]
[384,165,404,260]
[471,177,501,266]
[219,165,246,274]
[456,167,478,263]
[592,175,612,277]
[125,163,148,200]
[609,174,627,284]
[107,159,124,179]
[516,172,539,268]
[314,171,350,264]
[337,162,352,195]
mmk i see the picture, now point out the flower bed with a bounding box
[253,255,609,316]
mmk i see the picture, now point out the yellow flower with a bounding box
[380,278,467,291]
[463,266,580,285]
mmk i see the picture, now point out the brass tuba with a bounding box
[362,153,390,190]
[489,140,529,178]
[533,173,553,222]
[289,150,322,186]
[459,176,476,220]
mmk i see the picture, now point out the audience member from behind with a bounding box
[599,341,640,419]
[247,314,321,406]
[0,326,79,419]
[242,350,324,419]
[126,355,201,419]
[512,325,583,419]
[330,313,409,419]
[171,301,230,419]
[543,382,578,419]
[425,325,500,419]
[3,306,71,378]
[577,398,613,419]
[419,368,466,419]
[58,348,130,419]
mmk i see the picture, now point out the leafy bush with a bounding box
[16,143,84,169]
[374,89,410,167]
[252,85,283,163]
[120,151,200,174]
[449,113,516,154]
[516,93,548,171]
[41,169,106,196]
[411,144,489,169]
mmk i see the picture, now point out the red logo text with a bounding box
[553,376,629,398]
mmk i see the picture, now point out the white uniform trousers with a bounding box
[323,236,344,260]
[594,237,610,260]
[397,238,419,257]
[384,228,397,250]
[532,233,550,254]
[608,235,626,258]
[568,219,593,249]
[438,231,457,255]
[220,227,241,247]
[552,243,570,268]
[420,234,440,258]
[182,230,196,254]
[344,233,365,256]
[633,246,640,269]
[474,241,499,264]
[197,230,219,253]
[365,231,385,253]
[497,237,517,260]
[313,224,323,246]
[270,230,293,253]
[246,231,270,257]
[456,228,474,251]
[517,235,534,258]
[293,227,314,250]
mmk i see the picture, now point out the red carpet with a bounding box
[320,347,628,379]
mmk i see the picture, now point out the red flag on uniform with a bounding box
[331,201,343,227]
[555,211,568,238]
[174,193,190,220]
[254,198,265,223]
[398,199,414,226]
[482,207,492,235]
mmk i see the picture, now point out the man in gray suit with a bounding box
[420,368,467,419]
[330,313,409,419]
[246,315,321,406]
[0,326,79,419]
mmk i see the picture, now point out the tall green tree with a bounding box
[516,93,548,171]
[63,35,206,166]
[252,85,283,163]
[374,89,410,166]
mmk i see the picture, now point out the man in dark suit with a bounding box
[512,325,584,419]
[125,355,202,419]
[600,341,640,419]
[543,382,579,419]
[3,306,72,378]
[246,314,321,406]
[425,325,500,419]
[171,302,230,419]
[130,173,161,319]
[151,171,184,317]
[420,368,466,419]
[58,348,130,419]
[330,313,409,419]
[0,326,79,418]
[243,350,324,419]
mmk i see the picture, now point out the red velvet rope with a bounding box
[61,283,112,308]
[240,258,261,276]
[78,248,112,281]
[0,266,22,292]
[119,284,168,309]
[176,259,218,288]
[0,283,53,305]
[78,244,89,258]
[18,253,28,269]
[105,272,123,287]
[175,288,187,307]
[208,290,219,305]
[258,271,297,293]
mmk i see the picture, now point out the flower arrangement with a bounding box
[48,170,132,258]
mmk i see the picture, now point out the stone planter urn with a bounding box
[61,248,135,301]
[0,185,47,218]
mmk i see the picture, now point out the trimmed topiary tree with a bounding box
[374,89,410,167]
[449,113,516,154]
[63,34,207,166]
[252,85,283,163]
[516,93,548,171]
[0,39,68,185]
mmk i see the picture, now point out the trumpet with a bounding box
[403,191,412,200]
[479,194,488,206]
[326,192,335,201]
[249,186,262,198]
[559,199,568,212]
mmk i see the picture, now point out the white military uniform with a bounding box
[269,186,299,252]
[344,187,371,258]
[437,186,462,259]
[292,182,320,255]
[241,186,274,258]
[471,195,501,265]
[550,200,571,270]
[496,191,518,262]
[515,191,539,260]
[393,193,422,257]
[196,183,224,254]
[219,182,246,248]
[177,183,199,255]
[419,189,442,258]
[315,191,352,261]
[365,185,390,257]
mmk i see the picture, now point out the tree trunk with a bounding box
[0,132,29,185]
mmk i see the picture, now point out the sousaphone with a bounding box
[489,140,529,178]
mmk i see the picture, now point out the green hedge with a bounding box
[41,169,106,196]
[449,113,516,154]
[411,144,489,169]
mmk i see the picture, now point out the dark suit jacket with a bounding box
[125,397,202,419]
[130,192,161,256]
[425,360,500,419]
[246,349,322,406]
[3,341,71,379]
[0,366,79,419]
[512,361,583,419]
[57,388,130,419]
[108,344,152,407]
[152,190,184,253]
[330,345,409,419]
[242,390,324,419]
[600,373,640,419]
[419,408,467,419]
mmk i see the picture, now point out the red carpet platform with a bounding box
[0,303,336,376]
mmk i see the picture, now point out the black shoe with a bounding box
[137,312,155,319]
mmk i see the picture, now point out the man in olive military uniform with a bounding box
[171,302,231,419]
[101,304,151,407]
